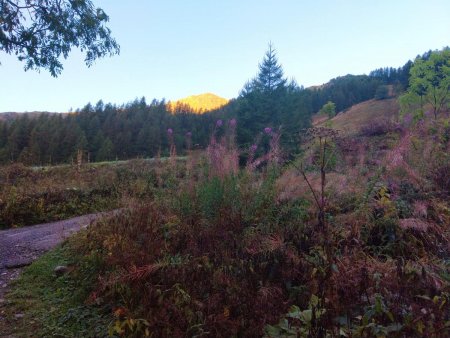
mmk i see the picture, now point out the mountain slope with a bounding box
[314,97,400,135]
[168,93,228,113]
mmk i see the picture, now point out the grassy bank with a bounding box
[0,158,178,229]
[0,239,113,337]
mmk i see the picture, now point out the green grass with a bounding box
[0,241,112,338]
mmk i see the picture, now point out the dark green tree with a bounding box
[237,44,310,153]
[6,115,31,161]
[0,0,119,76]
[0,121,8,149]
[250,43,287,93]
[96,137,114,162]
[374,85,390,100]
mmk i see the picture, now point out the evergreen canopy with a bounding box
[245,44,287,94]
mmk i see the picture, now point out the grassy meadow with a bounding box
[0,158,183,229]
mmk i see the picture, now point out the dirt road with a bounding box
[0,213,103,298]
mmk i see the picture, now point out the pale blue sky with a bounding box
[1,0,449,112]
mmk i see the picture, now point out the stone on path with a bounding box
[4,259,33,269]
[54,265,68,276]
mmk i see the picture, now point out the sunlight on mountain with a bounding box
[167,93,228,113]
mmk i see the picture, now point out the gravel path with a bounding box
[0,213,103,298]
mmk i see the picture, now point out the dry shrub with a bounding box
[431,161,450,195]
[206,120,239,179]
[359,118,399,137]
[276,169,363,211]
[83,196,311,337]
[206,136,239,178]
[399,218,431,232]
[65,115,450,336]
[246,128,282,172]
[329,251,448,334]
[0,162,36,183]
[384,132,422,184]
[335,136,369,168]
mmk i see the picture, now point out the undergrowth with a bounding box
[0,159,164,228]
[2,114,450,337]
[0,242,113,337]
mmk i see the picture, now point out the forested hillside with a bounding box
[0,48,430,165]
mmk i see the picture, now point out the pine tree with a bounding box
[97,138,114,162]
[236,44,312,154]
[252,43,287,93]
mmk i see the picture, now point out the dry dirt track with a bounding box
[0,213,103,298]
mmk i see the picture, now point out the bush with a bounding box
[431,162,450,195]
[359,119,398,136]
[374,85,390,100]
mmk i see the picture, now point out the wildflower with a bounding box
[167,128,173,135]
[186,131,192,137]
[403,113,413,126]
[264,127,272,134]
[216,119,223,127]
[413,200,428,218]
[250,144,257,152]
[229,118,237,127]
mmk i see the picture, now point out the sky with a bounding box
[1,0,449,112]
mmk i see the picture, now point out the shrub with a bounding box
[374,85,390,100]
[359,119,398,136]
[431,162,450,195]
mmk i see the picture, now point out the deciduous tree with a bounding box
[0,0,119,76]
[319,101,336,118]
[400,48,450,118]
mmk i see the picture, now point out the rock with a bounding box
[4,258,32,269]
[54,265,68,276]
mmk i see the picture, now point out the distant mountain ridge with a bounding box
[167,93,228,113]
[0,111,62,121]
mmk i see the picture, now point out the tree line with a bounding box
[0,47,434,166]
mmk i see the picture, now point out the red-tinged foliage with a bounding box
[70,113,450,337]
[85,204,306,337]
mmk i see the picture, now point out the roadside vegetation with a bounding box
[0,244,112,337]
[2,105,448,336]
[0,159,167,229]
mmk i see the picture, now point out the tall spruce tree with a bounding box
[237,44,310,154]
[251,43,287,93]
